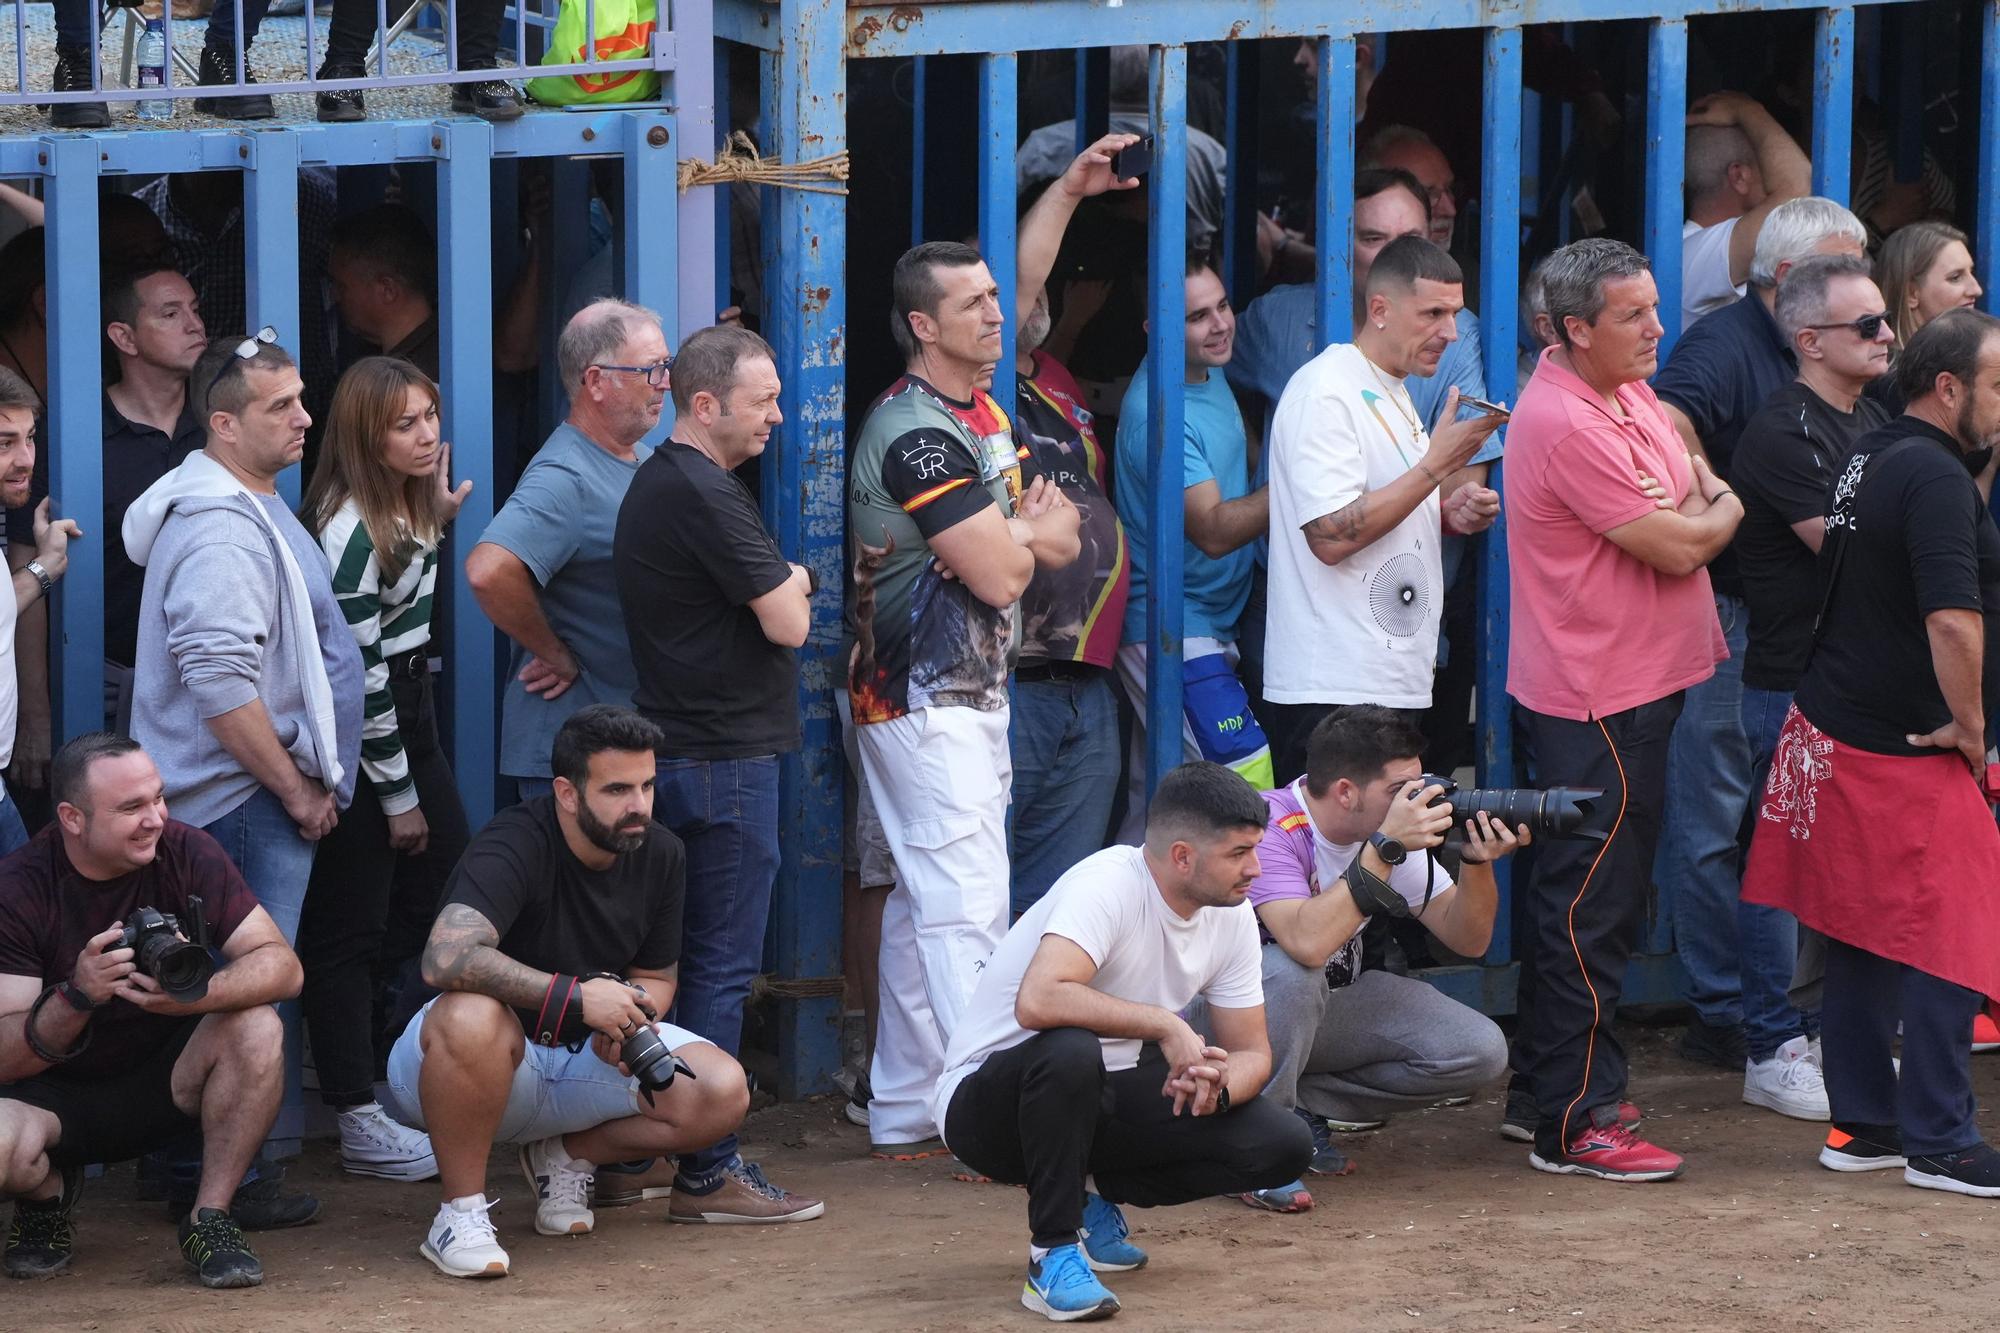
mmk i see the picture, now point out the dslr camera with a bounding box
[1414,774,1605,842]
[118,900,213,1003]
[587,974,698,1103]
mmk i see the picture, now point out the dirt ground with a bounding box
[12,1022,2000,1333]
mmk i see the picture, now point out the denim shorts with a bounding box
[383,997,708,1144]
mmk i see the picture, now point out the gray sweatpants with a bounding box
[1259,944,1509,1124]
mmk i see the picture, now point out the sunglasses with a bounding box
[1805,312,1891,341]
[590,357,673,388]
[202,325,280,414]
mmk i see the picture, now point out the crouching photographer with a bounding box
[387,706,758,1281]
[0,734,302,1288]
[1233,706,1528,1211]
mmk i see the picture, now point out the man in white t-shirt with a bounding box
[1264,235,1504,778]
[1239,706,1524,1212]
[934,762,1311,1324]
[1681,92,1811,330]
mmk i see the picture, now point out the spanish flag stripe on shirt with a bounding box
[903,475,973,513]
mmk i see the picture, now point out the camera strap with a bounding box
[24,986,92,1065]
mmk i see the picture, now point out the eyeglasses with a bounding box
[201,325,280,414]
[591,358,673,388]
[1805,312,1891,341]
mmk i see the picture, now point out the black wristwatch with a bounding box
[1214,1084,1231,1114]
[56,980,95,1012]
[1371,833,1408,866]
[803,565,819,596]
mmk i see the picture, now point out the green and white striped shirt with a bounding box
[320,498,438,814]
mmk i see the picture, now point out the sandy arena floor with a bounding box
[12,1022,2000,1332]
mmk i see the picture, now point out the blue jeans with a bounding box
[0,791,28,859]
[652,754,782,1179]
[1007,673,1120,917]
[1740,684,1814,1060]
[1657,594,1753,1030]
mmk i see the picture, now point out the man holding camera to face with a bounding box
[387,705,752,1279]
[1239,707,1522,1211]
[0,733,301,1288]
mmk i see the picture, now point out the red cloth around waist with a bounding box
[1742,705,2000,999]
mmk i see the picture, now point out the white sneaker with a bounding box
[520,1137,594,1235]
[421,1194,510,1278]
[339,1102,439,1182]
[1744,1035,1831,1121]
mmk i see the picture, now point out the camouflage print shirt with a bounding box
[845,375,1040,724]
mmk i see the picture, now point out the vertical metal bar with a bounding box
[1644,19,1689,363]
[436,120,496,828]
[243,137,303,506]
[41,140,103,744]
[1143,44,1188,800]
[910,56,927,244]
[16,3,28,98]
[978,52,1018,414]
[377,0,391,77]
[1984,3,2000,312]
[767,0,846,1100]
[1812,7,1856,202]
[675,0,717,335]
[624,110,680,441]
[1314,34,1356,350]
[1478,25,1522,967]
[1221,40,1261,304]
[584,0,597,79]
[714,41,732,312]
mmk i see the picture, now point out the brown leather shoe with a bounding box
[666,1160,823,1224]
[593,1157,676,1208]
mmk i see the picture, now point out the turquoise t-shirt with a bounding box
[1113,358,1254,645]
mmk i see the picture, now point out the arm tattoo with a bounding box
[1305,497,1367,545]
[424,904,552,1008]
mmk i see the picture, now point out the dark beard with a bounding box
[576,799,648,855]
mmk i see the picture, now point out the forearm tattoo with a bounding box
[1306,497,1367,545]
[424,904,549,1008]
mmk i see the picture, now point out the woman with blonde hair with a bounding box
[1872,223,1984,416]
[298,355,475,1182]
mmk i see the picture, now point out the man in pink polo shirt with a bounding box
[1503,238,1735,1183]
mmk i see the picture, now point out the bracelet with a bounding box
[24,986,91,1065]
[24,559,52,599]
[1711,489,1740,504]
[1416,462,1442,486]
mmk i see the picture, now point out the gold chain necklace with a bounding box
[1361,351,1422,445]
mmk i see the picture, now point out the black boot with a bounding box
[48,46,110,129]
[314,61,366,123]
[195,39,275,119]
[450,66,524,123]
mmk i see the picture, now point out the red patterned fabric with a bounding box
[1742,705,2000,999]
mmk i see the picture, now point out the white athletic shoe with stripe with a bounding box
[422,1195,510,1278]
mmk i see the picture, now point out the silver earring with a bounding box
[1375,321,1384,329]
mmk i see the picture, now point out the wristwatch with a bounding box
[56,980,95,1012]
[1214,1084,1231,1114]
[1371,832,1408,866]
[24,559,52,599]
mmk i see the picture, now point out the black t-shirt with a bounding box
[0,823,258,1081]
[1731,382,1888,691]
[614,441,800,758]
[1795,420,2000,753]
[439,797,686,1035]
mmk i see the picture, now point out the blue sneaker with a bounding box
[1238,1178,1314,1212]
[1022,1243,1120,1322]
[1079,1192,1147,1271]
[1295,1109,1355,1176]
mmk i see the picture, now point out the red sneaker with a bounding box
[1529,1123,1684,1182]
[1973,1007,2000,1054]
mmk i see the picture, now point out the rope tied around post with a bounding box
[679,130,850,196]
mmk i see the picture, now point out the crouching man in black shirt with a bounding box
[386,705,749,1279]
[0,733,302,1289]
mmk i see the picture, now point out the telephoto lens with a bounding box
[1415,774,1606,841]
[620,1022,699,1104]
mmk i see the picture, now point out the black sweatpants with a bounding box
[1509,694,1681,1153]
[298,673,469,1107]
[943,1027,1312,1249]
[1822,938,1983,1157]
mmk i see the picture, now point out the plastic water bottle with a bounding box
[136,20,173,122]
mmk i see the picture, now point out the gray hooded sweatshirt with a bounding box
[125,452,364,829]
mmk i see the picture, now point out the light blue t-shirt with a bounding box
[257,494,364,808]
[1113,358,1255,645]
[479,423,653,778]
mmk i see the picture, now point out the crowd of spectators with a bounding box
[0,37,1993,1330]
